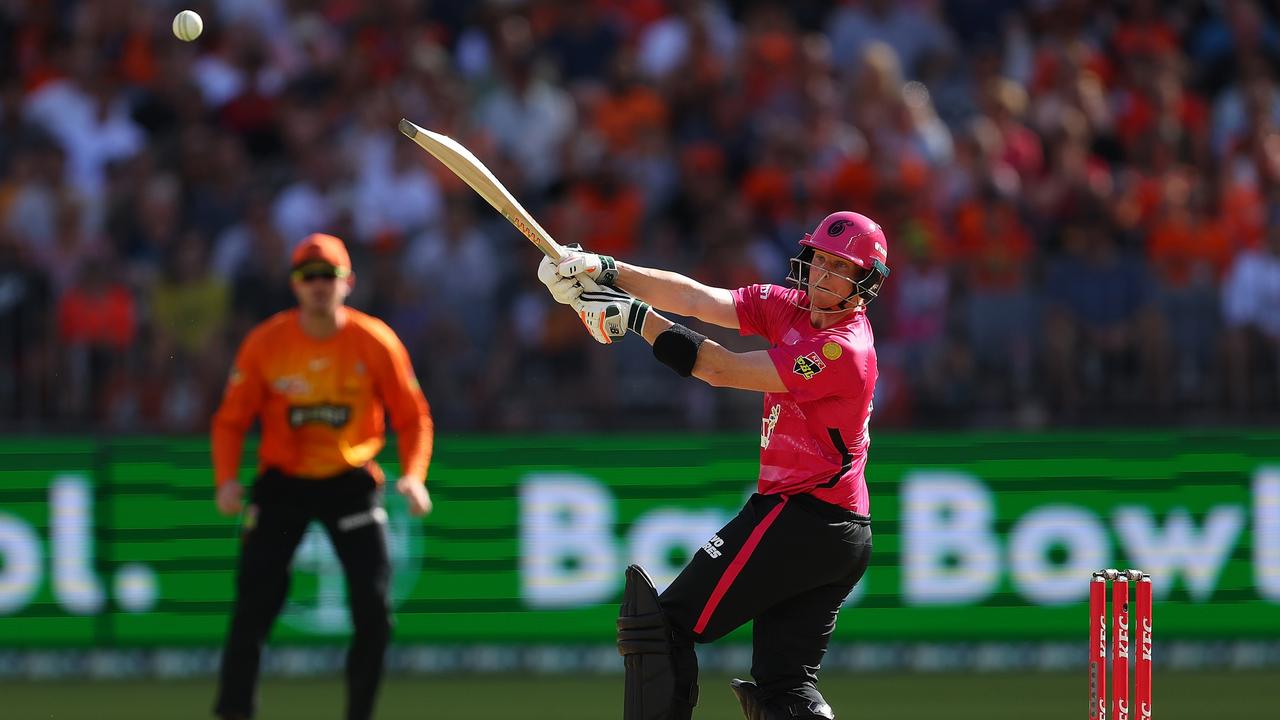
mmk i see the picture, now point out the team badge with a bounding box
[822,342,842,361]
[792,352,826,380]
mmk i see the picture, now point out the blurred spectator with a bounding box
[183,130,253,241]
[636,0,737,80]
[22,43,145,202]
[1043,228,1166,417]
[1221,216,1280,412]
[475,18,575,194]
[954,180,1035,397]
[402,195,501,348]
[0,82,27,175]
[1146,173,1230,399]
[1210,60,1280,161]
[0,227,54,421]
[213,194,294,331]
[150,232,229,360]
[56,251,135,421]
[826,0,954,80]
[3,140,77,264]
[593,52,668,155]
[556,161,645,257]
[273,144,349,246]
[880,197,949,385]
[544,0,622,87]
[900,81,954,168]
[982,77,1043,182]
[1191,0,1280,96]
[352,137,444,243]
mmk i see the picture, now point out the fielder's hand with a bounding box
[396,476,433,517]
[557,248,618,286]
[215,480,243,516]
[538,255,583,304]
[572,286,650,344]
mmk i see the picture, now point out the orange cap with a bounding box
[291,233,352,271]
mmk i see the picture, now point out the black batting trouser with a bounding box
[659,492,872,709]
[214,468,392,720]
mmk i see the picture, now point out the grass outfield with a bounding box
[3,670,1275,719]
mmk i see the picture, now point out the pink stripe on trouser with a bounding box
[693,496,789,635]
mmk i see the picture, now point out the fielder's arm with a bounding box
[639,311,785,392]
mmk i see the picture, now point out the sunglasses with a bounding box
[291,267,349,283]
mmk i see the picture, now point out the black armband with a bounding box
[653,324,707,377]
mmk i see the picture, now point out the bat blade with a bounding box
[398,118,564,261]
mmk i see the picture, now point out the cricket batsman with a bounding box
[210,233,434,720]
[539,212,889,719]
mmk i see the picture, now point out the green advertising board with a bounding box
[0,432,1277,648]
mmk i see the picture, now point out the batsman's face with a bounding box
[291,264,353,314]
[807,250,856,309]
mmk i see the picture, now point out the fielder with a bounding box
[539,212,889,720]
[210,233,434,720]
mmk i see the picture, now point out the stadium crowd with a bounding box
[2,0,1279,433]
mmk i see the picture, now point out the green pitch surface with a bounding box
[3,670,1274,719]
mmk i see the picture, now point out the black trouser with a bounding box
[660,492,872,708]
[214,468,392,720]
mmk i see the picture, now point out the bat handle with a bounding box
[543,240,601,291]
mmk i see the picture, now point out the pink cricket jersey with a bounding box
[731,283,877,514]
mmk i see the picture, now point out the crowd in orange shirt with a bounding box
[2,0,1280,432]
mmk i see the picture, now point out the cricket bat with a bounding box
[398,118,572,264]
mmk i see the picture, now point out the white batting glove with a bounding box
[571,286,650,344]
[538,255,583,304]
[557,248,619,286]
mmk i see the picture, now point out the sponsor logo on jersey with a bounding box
[702,534,725,559]
[273,375,312,396]
[761,404,781,448]
[822,341,843,360]
[287,404,351,428]
[792,352,826,380]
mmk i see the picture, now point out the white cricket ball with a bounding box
[172,10,203,42]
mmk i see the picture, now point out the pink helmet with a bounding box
[800,211,890,274]
[790,211,891,306]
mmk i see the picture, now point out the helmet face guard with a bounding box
[786,247,889,313]
[787,211,891,313]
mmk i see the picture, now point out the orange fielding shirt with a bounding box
[211,308,433,485]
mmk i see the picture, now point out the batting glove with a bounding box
[557,247,618,286]
[571,286,650,344]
